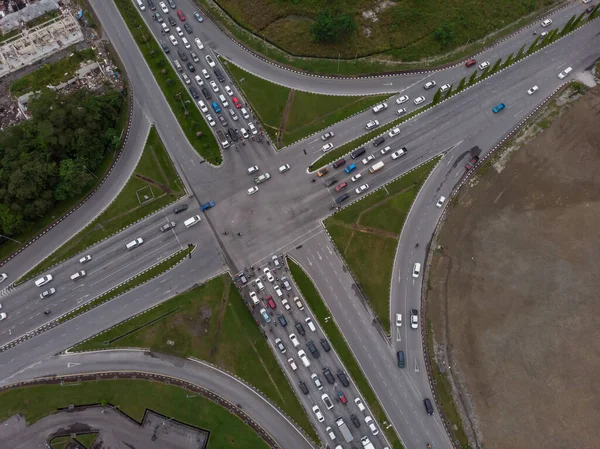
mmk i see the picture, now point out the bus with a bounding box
[369,161,384,174]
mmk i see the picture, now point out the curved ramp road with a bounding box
[0,350,315,449]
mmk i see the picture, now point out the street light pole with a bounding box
[82,165,98,179]
[0,234,22,244]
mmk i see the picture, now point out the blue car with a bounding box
[492,103,505,113]
[345,163,357,174]
[211,102,221,113]
[200,201,215,211]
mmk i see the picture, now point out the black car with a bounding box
[173,204,188,214]
[202,88,211,100]
[190,51,200,63]
[277,314,287,327]
[294,321,305,336]
[184,23,193,34]
[351,147,366,159]
[332,158,346,169]
[299,381,309,395]
[335,193,349,204]
[228,128,238,141]
[214,68,226,82]
[147,0,156,10]
[373,136,385,147]
[320,338,331,352]
[186,62,195,72]
[154,12,163,22]
[218,115,228,127]
[337,369,350,387]
[161,42,170,53]
[168,16,176,26]
[177,49,188,61]
[189,86,199,99]
[322,367,335,384]
[324,178,337,187]
[306,340,320,359]
[167,0,176,8]
[350,414,361,428]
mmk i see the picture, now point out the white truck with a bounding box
[361,436,375,449]
[254,173,271,184]
[216,129,229,148]
[336,417,354,443]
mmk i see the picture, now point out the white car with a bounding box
[365,120,380,130]
[159,1,169,13]
[395,313,402,327]
[321,131,334,140]
[182,73,190,85]
[241,107,250,119]
[70,270,87,282]
[410,309,419,329]
[247,165,259,174]
[436,196,446,208]
[440,83,451,92]
[264,267,274,282]
[275,338,286,354]
[35,274,53,287]
[540,31,548,38]
[175,26,183,36]
[278,164,291,173]
[396,95,409,104]
[169,35,178,46]
[206,114,216,127]
[209,80,219,92]
[412,262,421,278]
[195,38,204,49]
[388,128,400,138]
[240,128,249,139]
[325,426,336,440]
[354,397,366,412]
[288,358,298,371]
[391,148,406,159]
[365,416,379,435]
[478,61,490,70]
[274,285,283,297]
[181,37,190,49]
[423,80,436,90]
[194,75,204,87]
[0,312,6,322]
[248,122,258,135]
[79,255,92,264]
[351,173,362,182]
[224,85,234,96]
[372,102,388,113]
[413,96,425,105]
[396,107,407,116]
[161,22,169,33]
[289,333,300,347]
[256,278,265,291]
[380,145,392,155]
[249,291,259,305]
[312,405,324,423]
[558,67,572,79]
[281,298,291,310]
[298,349,311,367]
[355,183,369,194]
[361,154,376,165]
[294,296,304,310]
[321,142,334,152]
[40,287,56,299]
[247,186,259,195]
[201,69,210,79]
[305,317,316,332]
[205,55,216,67]
[541,18,553,27]
[0,273,7,284]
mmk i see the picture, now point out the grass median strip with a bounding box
[324,157,440,333]
[23,127,184,282]
[0,380,268,449]
[287,258,403,449]
[221,59,388,147]
[58,245,193,324]
[112,0,220,164]
[72,274,318,441]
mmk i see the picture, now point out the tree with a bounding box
[311,10,357,43]
[526,36,540,55]
[503,53,514,68]
[434,23,454,48]
[516,44,526,60]
[456,77,466,92]
[570,12,586,30]
[468,71,477,85]
[432,89,442,104]
[491,58,502,73]
[0,204,23,236]
[480,66,490,79]
[54,159,94,201]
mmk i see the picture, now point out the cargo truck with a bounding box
[216,129,230,148]
[361,436,375,449]
[335,417,354,442]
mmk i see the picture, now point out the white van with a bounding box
[126,237,144,250]
[412,262,421,278]
[298,349,311,367]
[184,215,202,228]
[219,94,229,108]
[70,270,86,281]
[161,22,169,33]
[136,0,146,10]
[181,37,191,49]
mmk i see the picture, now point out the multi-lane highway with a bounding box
[0,1,598,448]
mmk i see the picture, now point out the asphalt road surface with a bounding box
[0,350,314,449]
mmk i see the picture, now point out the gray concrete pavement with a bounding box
[0,350,314,449]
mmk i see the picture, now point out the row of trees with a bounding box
[0,89,124,237]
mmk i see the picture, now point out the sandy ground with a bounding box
[427,85,600,449]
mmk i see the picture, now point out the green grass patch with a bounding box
[287,259,403,449]
[310,106,429,171]
[72,275,317,441]
[50,436,72,449]
[222,59,387,147]
[24,127,183,280]
[75,433,98,449]
[324,158,440,333]
[10,47,97,96]
[0,379,268,449]
[0,28,19,44]
[112,0,220,164]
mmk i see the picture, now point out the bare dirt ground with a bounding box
[428,85,600,449]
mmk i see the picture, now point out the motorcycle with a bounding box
[44,310,51,315]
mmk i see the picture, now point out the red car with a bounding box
[266,295,276,309]
[337,391,347,404]
[177,10,186,21]
[465,58,477,68]
[335,182,347,192]
[232,96,242,109]
[465,156,479,170]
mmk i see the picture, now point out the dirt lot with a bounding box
[428,85,600,449]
